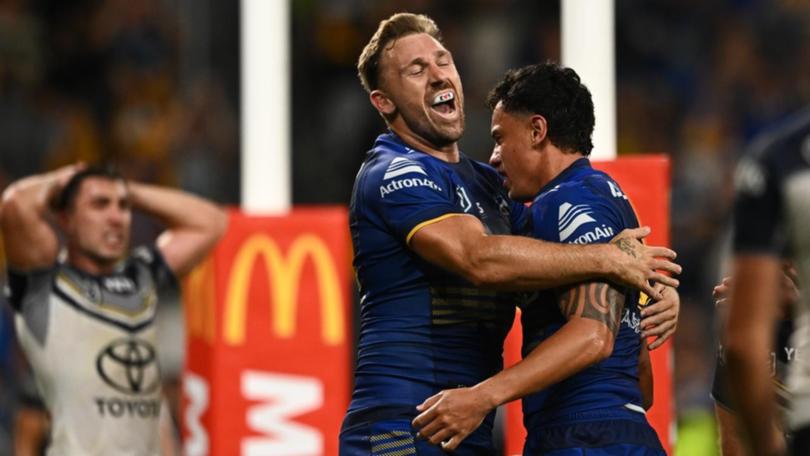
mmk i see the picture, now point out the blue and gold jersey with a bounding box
[344,132,525,447]
[520,158,646,426]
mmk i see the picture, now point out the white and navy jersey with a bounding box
[5,246,175,456]
[520,158,649,428]
[732,107,810,431]
[343,132,526,452]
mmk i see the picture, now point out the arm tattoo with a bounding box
[558,281,626,336]
[613,238,640,259]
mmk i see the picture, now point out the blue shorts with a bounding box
[524,409,665,455]
[339,407,496,455]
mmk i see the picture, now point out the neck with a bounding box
[536,146,584,190]
[68,250,118,275]
[389,124,460,163]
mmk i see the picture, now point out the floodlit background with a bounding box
[1,0,809,454]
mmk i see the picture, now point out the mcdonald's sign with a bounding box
[182,208,351,456]
[223,233,345,346]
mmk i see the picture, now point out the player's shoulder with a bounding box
[467,158,503,182]
[540,171,613,207]
[744,108,810,172]
[130,245,177,288]
[131,245,158,266]
[361,134,439,181]
[531,166,626,244]
[735,108,810,195]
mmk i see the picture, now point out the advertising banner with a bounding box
[181,208,352,456]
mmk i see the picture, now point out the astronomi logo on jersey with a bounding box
[94,338,162,419]
[558,202,615,244]
[379,157,442,198]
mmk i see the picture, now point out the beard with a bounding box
[76,236,127,266]
[394,101,465,148]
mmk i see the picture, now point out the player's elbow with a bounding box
[0,185,28,225]
[461,258,505,288]
[1,184,22,213]
[209,208,229,241]
[464,267,497,288]
[583,328,614,364]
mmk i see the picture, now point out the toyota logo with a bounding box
[96,338,161,395]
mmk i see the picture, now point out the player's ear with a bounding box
[370,90,396,116]
[55,209,71,232]
[530,114,548,146]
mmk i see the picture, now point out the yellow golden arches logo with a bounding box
[224,233,345,346]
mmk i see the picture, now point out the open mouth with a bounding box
[430,91,456,116]
[104,232,124,247]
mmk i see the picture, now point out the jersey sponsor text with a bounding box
[379,177,442,199]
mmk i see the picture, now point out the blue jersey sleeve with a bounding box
[364,155,463,243]
[531,182,626,245]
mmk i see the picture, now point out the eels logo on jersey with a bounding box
[383,157,427,180]
[558,202,596,242]
[96,338,161,395]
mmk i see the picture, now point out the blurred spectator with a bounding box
[0,1,238,454]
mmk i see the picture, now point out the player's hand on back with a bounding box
[411,387,492,451]
[609,226,681,300]
[639,283,680,349]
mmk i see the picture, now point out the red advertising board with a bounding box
[181,208,352,456]
[504,156,674,455]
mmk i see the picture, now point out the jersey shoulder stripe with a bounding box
[383,156,428,179]
[558,202,596,242]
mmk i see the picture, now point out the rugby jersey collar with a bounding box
[533,157,592,202]
[375,131,471,167]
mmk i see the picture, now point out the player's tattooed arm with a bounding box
[558,281,626,336]
[613,237,640,259]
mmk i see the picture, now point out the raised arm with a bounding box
[409,214,679,299]
[0,165,82,271]
[127,182,228,277]
[412,279,625,450]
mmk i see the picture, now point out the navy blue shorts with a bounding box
[339,407,496,455]
[524,410,665,456]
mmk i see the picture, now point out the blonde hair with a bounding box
[357,13,442,93]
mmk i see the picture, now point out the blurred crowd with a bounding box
[2,0,809,454]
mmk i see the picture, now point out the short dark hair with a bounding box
[357,13,442,93]
[487,62,595,155]
[54,165,126,211]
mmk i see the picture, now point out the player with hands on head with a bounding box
[0,163,228,455]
